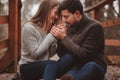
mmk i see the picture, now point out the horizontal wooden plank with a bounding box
[0,39,8,50]
[85,0,115,13]
[105,46,120,55]
[0,16,8,24]
[102,18,120,28]
[105,55,120,64]
[114,18,120,26]
[0,51,13,72]
[105,39,120,46]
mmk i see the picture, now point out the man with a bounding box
[50,0,107,80]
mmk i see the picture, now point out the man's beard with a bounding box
[70,20,79,28]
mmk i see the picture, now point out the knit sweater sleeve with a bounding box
[22,23,57,59]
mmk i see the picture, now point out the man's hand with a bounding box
[50,24,67,39]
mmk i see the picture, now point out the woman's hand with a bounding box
[50,24,67,39]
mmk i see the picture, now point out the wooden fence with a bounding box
[0,0,21,72]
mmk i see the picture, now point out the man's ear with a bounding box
[74,10,80,17]
[74,10,81,21]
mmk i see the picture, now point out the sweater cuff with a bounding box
[47,33,57,42]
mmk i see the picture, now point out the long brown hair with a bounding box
[30,0,59,33]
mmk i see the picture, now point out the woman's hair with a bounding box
[30,0,59,33]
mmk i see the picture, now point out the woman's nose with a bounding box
[55,15,58,19]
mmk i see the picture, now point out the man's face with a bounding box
[61,10,78,27]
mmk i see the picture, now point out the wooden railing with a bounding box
[85,0,115,20]
[85,0,120,49]
[0,0,21,72]
[0,40,8,51]
[85,0,120,64]
[102,18,120,28]
[0,16,8,24]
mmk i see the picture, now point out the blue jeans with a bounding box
[66,62,106,80]
[20,60,55,80]
[43,53,74,80]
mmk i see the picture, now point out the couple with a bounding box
[19,0,107,80]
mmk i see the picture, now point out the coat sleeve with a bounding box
[60,24,104,58]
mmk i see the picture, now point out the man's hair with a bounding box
[59,0,84,14]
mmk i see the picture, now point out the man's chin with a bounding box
[66,23,71,27]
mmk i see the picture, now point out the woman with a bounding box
[18,0,60,80]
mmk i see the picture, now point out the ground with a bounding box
[105,65,120,80]
[0,55,120,80]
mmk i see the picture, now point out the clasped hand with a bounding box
[50,24,67,39]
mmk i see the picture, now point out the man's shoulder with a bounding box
[83,17,103,32]
[87,17,102,27]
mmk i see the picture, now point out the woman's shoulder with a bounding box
[23,22,35,29]
[22,22,46,36]
[22,22,39,32]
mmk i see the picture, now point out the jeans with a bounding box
[20,60,55,80]
[43,53,74,80]
[66,62,106,80]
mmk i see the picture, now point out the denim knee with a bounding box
[45,61,58,70]
[85,62,105,80]
[65,62,106,80]
[85,62,105,73]
[60,53,73,62]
